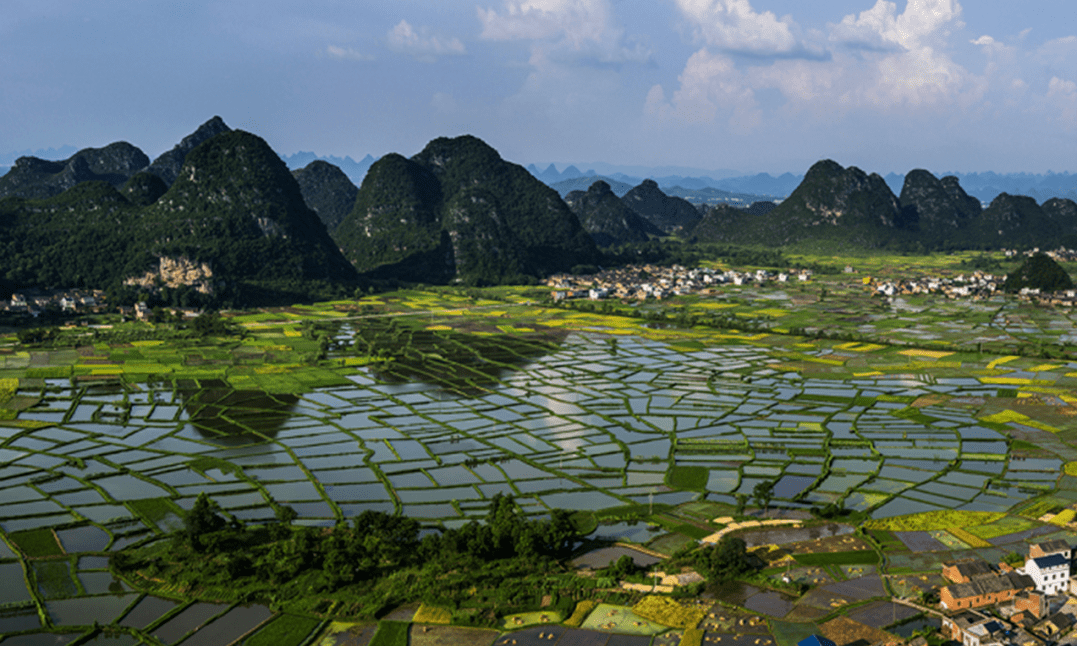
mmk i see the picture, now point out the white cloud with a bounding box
[1047,76,1077,130]
[325,45,374,61]
[387,19,465,59]
[673,0,800,56]
[644,49,760,131]
[477,0,650,63]
[830,0,962,50]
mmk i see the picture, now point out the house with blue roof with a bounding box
[797,636,837,646]
[1025,552,1070,595]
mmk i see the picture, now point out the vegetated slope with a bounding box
[899,169,981,242]
[621,180,702,234]
[718,160,908,247]
[686,204,751,243]
[974,193,1062,249]
[143,116,232,186]
[0,130,359,306]
[1003,253,1074,292]
[565,180,664,247]
[292,160,358,234]
[0,142,150,200]
[0,182,142,292]
[550,175,635,197]
[335,135,599,285]
[135,130,359,298]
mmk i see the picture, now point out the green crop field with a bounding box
[3,263,1077,642]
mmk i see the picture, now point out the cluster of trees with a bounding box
[123,492,580,598]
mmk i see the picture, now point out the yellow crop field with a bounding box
[564,600,598,627]
[1051,510,1076,526]
[632,596,705,629]
[1028,364,1061,372]
[981,410,1058,432]
[1065,462,1077,476]
[987,356,1020,369]
[0,378,18,403]
[899,349,953,359]
[414,604,453,624]
[945,527,991,548]
[865,510,1005,531]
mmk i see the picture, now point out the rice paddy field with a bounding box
[3,266,1077,642]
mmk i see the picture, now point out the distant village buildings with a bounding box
[547,264,814,302]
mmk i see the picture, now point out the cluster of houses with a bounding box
[0,289,107,317]
[940,540,1077,646]
[869,271,1006,300]
[547,264,814,302]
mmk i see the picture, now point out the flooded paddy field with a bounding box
[2,282,1077,641]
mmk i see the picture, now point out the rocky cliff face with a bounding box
[620,179,701,233]
[292,160,358,234]
[899,169,981,237]
[143,116,232,186]
[564,180,663,246]
[335,135,598,284]
[123,256,215,294]
[0,142,150,200]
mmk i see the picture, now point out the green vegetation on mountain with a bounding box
[621,179,701,234]
[336,135,598,285]
[0,141,149,200]
[0,130,359,306]
[899,169,981,242]
[292,159,358,233]
[1003,253,1074,293]
[565,180,663,247]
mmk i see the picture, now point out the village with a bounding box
[938,538,1077,646]
[546,264,815,302]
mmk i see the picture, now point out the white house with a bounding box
[1026,554,1070,595]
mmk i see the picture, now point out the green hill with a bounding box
[0,130,359,306]
[335,135,598,285]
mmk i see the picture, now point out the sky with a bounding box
[1,0,1074,176]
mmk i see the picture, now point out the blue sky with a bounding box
[1,1,1074,175]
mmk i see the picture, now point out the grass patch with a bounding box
[564,600,597,627]
[370,620,411,646]
[501,611,563,630]
[946,527,991,548]
[867,530,904,552]
[672,523,713,541]
[864,510,1004,532]
[793,551,880,566]
[32,559,78,599]
[244,614,322,646]
[632,596,705,629]
[580,604,666,635]
[966,516,1036,539]
[9,528,64,557]
[667,465,709,492]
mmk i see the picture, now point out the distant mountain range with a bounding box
[2,121,1076,302]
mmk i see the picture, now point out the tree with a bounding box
[184,492,226,552]
[696,536,752,582]
[753,480,775,517]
